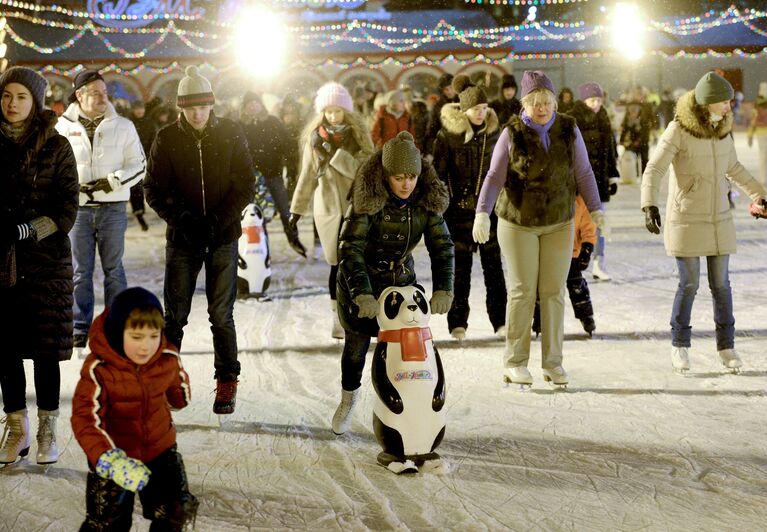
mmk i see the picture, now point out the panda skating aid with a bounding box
[237,203,272,301]
[371,286,446,475]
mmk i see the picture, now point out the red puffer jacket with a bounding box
[71,312,191,467]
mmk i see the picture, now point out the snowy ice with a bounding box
[1,132,766,530]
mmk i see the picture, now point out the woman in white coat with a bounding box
[289,82,374,339]
[641,72,767,373]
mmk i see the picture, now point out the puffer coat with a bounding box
[71,311,191,467]
[0,110,79,361]
[641,91,767,257]
[569,100,619,202]
[336,153,454,336]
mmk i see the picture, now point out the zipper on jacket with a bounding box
[197,138,207,217]
[712,140,720,253]
[136,366,149,456]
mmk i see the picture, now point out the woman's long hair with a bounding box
[300,107,370,149]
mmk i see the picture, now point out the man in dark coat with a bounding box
[423,73,458,158]
[490,74,522,126]
[144,66,255,415]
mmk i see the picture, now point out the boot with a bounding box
[0,409,30,464]
[213,377,239,415]
[718,348,742,370]
[503,367,533,385]
[36,409,59,464]
[135,212,149,232]
[542,366,569,386]
[331,388,359,435]
[592,257,612,281]
[330,300,344,340]
[671,346,690,373]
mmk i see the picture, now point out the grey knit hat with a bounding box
[694,72,734,106]
[0,66,48,111]
[382,131,421,176]
[452,74,488,112]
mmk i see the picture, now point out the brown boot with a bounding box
[213,378,239,414]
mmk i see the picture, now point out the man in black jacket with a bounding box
[144,66,255,415]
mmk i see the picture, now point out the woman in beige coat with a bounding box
[289,82,374,339]
[641,72,767,374]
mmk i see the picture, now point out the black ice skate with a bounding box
[581,317,596,337]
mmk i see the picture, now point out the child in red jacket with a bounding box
[71,287,197,531]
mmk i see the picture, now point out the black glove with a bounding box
[311,131,332,163]
[577,242,594,271]
[288,213,301,233]
[80,178,113,201]
[286,225,307,258]
[643,206,661,234]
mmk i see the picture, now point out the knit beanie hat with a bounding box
[177,65,215,108]
[519,70,556,99]
[314,82,354,114]
[382,131,421,176]
[242,90,263,108]
[104,287,164,357]
[452,74,488,111]
[0,66,48,111]
[501,74,518,91]
[694,72,734,106]
[578,82,604,101]
[68,69,105,104]
[437,73,454,91]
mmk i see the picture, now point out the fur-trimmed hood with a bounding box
[351,151,449,215]
[440,102,499,144]
[674,90,733,140]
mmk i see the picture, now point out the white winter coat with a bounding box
[56,102,146,206]
[641,91,767,257]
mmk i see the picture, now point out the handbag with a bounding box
[0,243,17,288]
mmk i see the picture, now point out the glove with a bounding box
[95,448,151,492]
[749,199,767,219]
[311,131,332,162]
[354,294,378,319]
[589,210,605,231]
[80,178,113,201]
[609,177,619,196]
[430,290,453,315]
[286,225,307,258]
[577,242,594,271]
[288,213,301,233]
[643,206,661,234]
[472,212,491,244]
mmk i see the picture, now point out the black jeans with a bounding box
[263,174,292,234]
[566,259,593,320]
[0,357,60,413]
[341,329,372,391]
[80,445,198,532]
[164,241,240,379]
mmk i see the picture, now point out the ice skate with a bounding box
[36,409,59,465]
[331,388,359,435]
[503,367,533,390]
[671,346,690,374]
[494,325,507,338]
[542,366,569,389]
[592,258,612,281]
[213,378,238,415]
[330,300,344,340]
[717,349,742,373]
[581,317,596,337]
[0,409,30,465]
[377,452,418,474]
[450,327,466,342]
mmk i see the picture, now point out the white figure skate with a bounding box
[671,347,690,375]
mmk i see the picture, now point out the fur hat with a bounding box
[382,131,421,177]
[68,69,105,104]
[452,74,488,112]
[694,72,734,106]
[0,66,48,111]
[501,74,517,91]
[177,65,215,108]
[519,70,555,99]
[103,287,163,357]
[314,82,353,114]
[578,82,604,101]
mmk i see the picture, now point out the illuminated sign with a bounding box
[88,0,205,29]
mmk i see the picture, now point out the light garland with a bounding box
[0,0,205,22]
[464,0,590,5]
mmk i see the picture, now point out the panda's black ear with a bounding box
[413,290,429,314]
[385,291,403,320]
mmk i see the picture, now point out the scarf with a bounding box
[521,111,556,152]
[318,124,350,148]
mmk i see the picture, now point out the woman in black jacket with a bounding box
[331,131,454,435]
[433,75,507,340]
[0,67,79,465]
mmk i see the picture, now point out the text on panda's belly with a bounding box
[394,370,433,381]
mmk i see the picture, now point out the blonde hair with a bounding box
[125,307,164,331]
[521,89,557,114]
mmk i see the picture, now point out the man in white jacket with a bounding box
[55,70,146,348]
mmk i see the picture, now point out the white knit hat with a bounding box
[314,82,353,114]
[177,65,214,108]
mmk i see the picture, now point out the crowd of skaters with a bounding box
[2,62,767,529]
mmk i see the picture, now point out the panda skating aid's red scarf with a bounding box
[377,327,432,361]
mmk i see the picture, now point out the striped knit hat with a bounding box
[177,65,215,108]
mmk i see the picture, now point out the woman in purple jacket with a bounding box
[472,71,603,388]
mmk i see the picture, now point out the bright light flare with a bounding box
[611,3,644,61]
[234,8,288,78]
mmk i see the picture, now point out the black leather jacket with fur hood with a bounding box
[336,152,454,335]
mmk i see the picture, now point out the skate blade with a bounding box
[217,414,233,426]
[503,376,532,391]
[673,368,689,376]
[723,366,742,374]
[542,376,569,389]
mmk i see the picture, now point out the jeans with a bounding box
[164,241,240,379]
[0,357,60,413]
[70,203,129,336]
[671,255,734,350]
[341,329,372,391]
[595,228,605,259]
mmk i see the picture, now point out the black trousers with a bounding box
[341,329,372,391]
[80,445,198,532]
[0,356,60,413]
